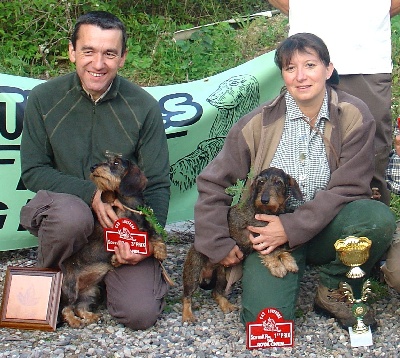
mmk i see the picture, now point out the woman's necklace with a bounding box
[302,112,319,135]
[304,112,319,126]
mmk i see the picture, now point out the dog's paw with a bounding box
[212,292,238,313]
[111,254,122,267]
[280,252,299,273]
[260,254,288,278]
[153,241,167,261]
[182,311,197,323]
[76,308,101,325]
[268,264,288,278]
[219,300,238,313]
[62,306,85,328]
[182,297,197,323]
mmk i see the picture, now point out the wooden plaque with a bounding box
[0,266,62,331]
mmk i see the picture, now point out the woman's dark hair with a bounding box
[274,32,339,85]
[70,11,127,55]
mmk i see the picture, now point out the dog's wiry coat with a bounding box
[182,167,303,323]
[60,156,167,328]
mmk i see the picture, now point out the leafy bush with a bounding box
[0,0,101,77]
[0,0,284,84]
[391,16,400,120]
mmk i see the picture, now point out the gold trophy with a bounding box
[334,236,372,334]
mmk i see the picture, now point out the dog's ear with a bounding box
[119,163,148,197]
[101,191,116,204]
[287,175,303,200]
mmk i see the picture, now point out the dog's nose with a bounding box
[261,194,270,204]
[90,164,99,173]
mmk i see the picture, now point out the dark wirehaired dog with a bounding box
[60,155,167,328]
[182,167,303,322]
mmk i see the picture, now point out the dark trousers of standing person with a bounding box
[337,73,393,206]
[20,190,168,330]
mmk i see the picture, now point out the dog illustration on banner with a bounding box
[208,75,260,138]
[169,74,260,192]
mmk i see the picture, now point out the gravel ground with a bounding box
[1,221,400,357]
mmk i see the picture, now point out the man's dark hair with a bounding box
[71,11,127,55]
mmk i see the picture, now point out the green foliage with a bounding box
[390,193,400,219]
[0,0,112,77]
[163,296,182,313]
[391,16,400,120]
[295,307,305,318]
[391,17,400,222]
[389,18,400,219]
[367,279,390,303]
[137,206,168,241]
[225,178,247,206]
[225,169,255,205]
[0,0,285,84]
[111,0,271,24]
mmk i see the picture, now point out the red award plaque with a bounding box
[104,218,149,255]
[246,308,294,349]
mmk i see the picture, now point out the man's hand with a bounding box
[114,241,153,265]
[268,0,289,15]
[247,214,288,255]
[219,245,244,267]
[91,190,122,228]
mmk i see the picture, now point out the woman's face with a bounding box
[282,49,334,110]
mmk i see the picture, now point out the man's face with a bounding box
[69,24,127,100]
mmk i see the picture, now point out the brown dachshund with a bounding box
[182,167,303,322]
[60,155,167,328]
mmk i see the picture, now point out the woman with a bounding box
[193,33,396,330]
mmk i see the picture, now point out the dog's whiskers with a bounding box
[283,193,292,206]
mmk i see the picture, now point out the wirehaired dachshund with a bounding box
[181,167,303,322]
[60,155,167,328]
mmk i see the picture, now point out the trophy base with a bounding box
[349,326,373,347]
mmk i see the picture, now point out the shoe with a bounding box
[314,284,377,331]
[381,227,400,293]
[371,187,381,200]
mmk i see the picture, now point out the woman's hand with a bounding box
[114,241,153,265]
[91,190,123,228]
[219,245,244,267]
[247,215,288,255]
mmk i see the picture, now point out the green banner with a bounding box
[0,50,283,251]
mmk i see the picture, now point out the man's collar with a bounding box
[82,81,114,104]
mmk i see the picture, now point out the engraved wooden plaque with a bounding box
[0,266,62,331]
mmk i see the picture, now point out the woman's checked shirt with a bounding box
[270,91,331,210]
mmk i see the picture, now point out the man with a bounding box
[382,129,400,293]
[19,11,170,330]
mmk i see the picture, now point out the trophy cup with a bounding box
[334,236,372,334]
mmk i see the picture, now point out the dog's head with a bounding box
[250,167,303,214]
[90,155,147,200]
